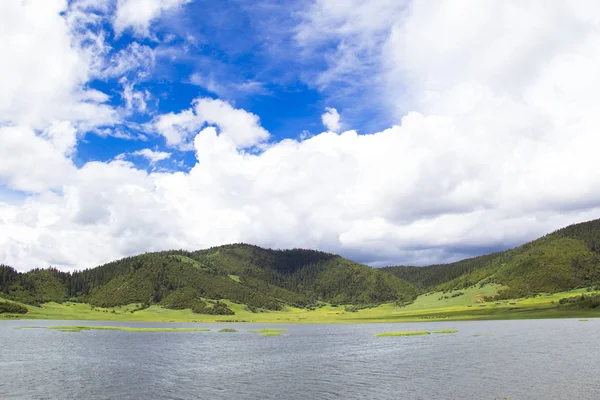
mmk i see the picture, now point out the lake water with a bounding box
[1,318,598,399]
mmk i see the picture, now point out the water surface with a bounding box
[1,319,598,399]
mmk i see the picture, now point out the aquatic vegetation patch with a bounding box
[260,332,283,336]
[51,327,84,332]
[248,328,286,336]
[433,329,458,334]
[218,328,238,332]
[579,319,588,321]
[375,331,431,337]
[17,325,209,333]
[472,333,495,337]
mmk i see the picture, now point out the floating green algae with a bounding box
[375,331,431,337]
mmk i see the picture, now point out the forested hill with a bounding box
[383,218,600,299]
[4,218,600,315]
[0,244,418,314]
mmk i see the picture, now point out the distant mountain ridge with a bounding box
[0,244,418,314]
[383,218,600,298]
[2,218,600,313]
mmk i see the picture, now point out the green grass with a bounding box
[3,287,600,324]
[248,328,286,336]
[408,284,504,310]
[433,329,458,334]
[17,325,210,333]
[218,328,238,332]
[375,331,431,337]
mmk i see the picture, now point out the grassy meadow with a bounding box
[2,285,599,323]
[18,325,210,333]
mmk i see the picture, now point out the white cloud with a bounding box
[5,1,600,272]
[193,98,270,148]
[189,74,268,99]
[153,109,201,149]
[42,121,78,157]
[131,148,171,164]
[0,126,76,193]
[293,0,410,127]
[3,109,600,271]
[321,107,341,132]
[114,0,191,37]
[120,79,150,113]
[98,42,155,79]
[0,0,116,130]
[153,97,270,149]
[295,0,407,92]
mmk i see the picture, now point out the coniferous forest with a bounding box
[0,245,418,314]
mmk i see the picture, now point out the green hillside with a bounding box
[0,244,418,315]
[384,218,600,299]
[3,218,600,319]
[382,252,503,290]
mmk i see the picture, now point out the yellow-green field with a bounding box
[17,325,210,333]
[2,286,599,323]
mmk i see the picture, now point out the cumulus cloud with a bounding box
[0,126,76,193]
[0,0,120,197]
[153,109,199,149]
[0,0,117,130]
[3,109,600,271]
[321,107,341,131]
[114,0,191,37]
[4,1,600,272]
[153,97,270,149]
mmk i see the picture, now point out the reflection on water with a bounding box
[1,319,599,399]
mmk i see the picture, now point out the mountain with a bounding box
[0,244,418,314]
[383,218,600,299]
[3,218,600,315]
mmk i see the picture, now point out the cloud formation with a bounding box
[114,0,191,37]
[2,0,600,272]
[321,107,341,132]
[130,148,172,164]
[153,98,270,149]
[0,0,116,131]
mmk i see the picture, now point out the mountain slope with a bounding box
[382,252,503,290]
[384,218,600,298]
[0,245,419,313]
[189,244,418,305]
[4,218,600,314]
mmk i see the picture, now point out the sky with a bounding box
[2,0,600,272]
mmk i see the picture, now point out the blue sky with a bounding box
[2,0,600,271]
[74,0,387,171]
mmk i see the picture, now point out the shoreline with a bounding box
[3,305,599,325]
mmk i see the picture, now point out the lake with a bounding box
[1,319,598,399]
